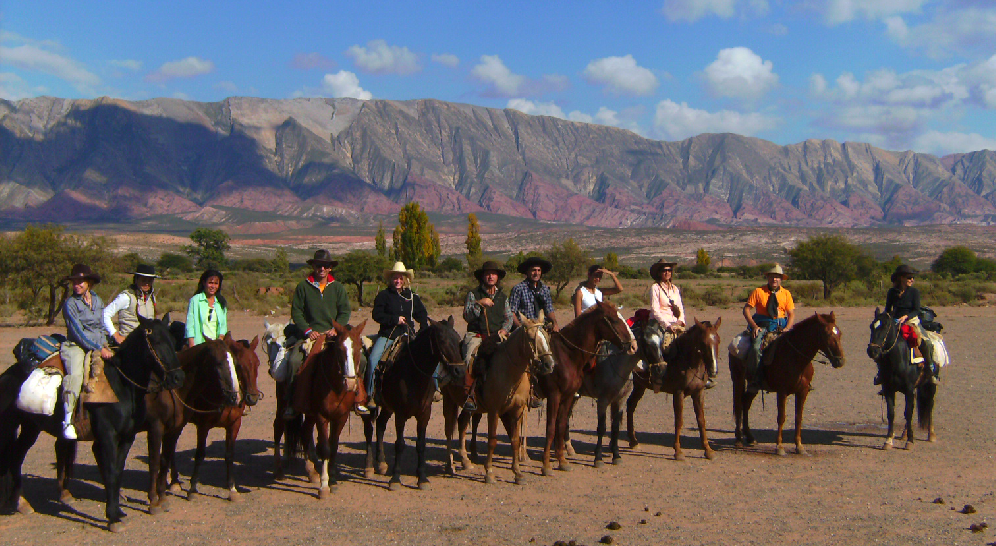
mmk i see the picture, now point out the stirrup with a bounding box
[354,404,370,415]
[704,378,715,390]
[527,394,542,409]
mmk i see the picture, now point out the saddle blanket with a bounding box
[729,333,750,359]
[17,367,63,416]
[926,333,950,368]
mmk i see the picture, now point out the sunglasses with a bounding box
[208,307,214,321]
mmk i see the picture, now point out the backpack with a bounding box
[919,306,943,333]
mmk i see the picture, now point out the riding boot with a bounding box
[62,391,78,440]
[527,376,542,409]
[432,377,443,403]
[350,377,370,415]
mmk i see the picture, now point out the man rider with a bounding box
[462,260,513,411]
[507,256,558,407]
[742,264,795,391]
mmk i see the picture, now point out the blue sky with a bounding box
[3,0,996,156]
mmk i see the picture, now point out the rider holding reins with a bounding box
[462,260,514,412]
[742,264,795,391]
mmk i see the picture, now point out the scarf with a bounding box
[766,285,780,319]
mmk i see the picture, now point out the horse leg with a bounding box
[457,409,476,471]
[564,403,576,458]
[330,417,346,491]
[316,416,331,500]
[882,390,897,450]
[302,416,320,485]
[375,409,391,475]
[484,411,499,484]
[225,419,242,502]
[415,415,431,491]
[555,397,574,472]
[692,390,714,460]
[519,414,531,462]
[673,393,685,461]
[903,390,916,450]
[363,412,376,479]
[470,413,482,465]
[272,413,285,479]
[775,392,788,456]
[389,416,406,491]
[594,398,608,468]
[7,421,41,515]
[609,399,623,465]
[146,421,165,513]
[443,394,458,476]
[503,411,526,485]
[742,390,758,447]
[794,391,810,456]
[55,437,76,504]
[542,392,559,476]
[187,425,209,500]
[160,430,181,504]
[626,382,647,448]
[731,362,745,447]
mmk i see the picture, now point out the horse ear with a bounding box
[829,311,835,321]
[537,308,545,323]
[353,319,368,336]
[163,312,172,324]
[694,317,702,328]
[715,317,721,329]
[445,315,454,327]
[250,335,259,351]
[224,331,234,342]
[263,320,270,330]
[874,306,880,316]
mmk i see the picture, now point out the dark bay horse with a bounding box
[729,312,845,456]
[292,321,370,499]
[366,317,464,491]
[866,308,937,449]
[650,318,722,461]
[0,318,184,532]
[261,320,305,479]
[539,301,636,476]
[441,314,555,484]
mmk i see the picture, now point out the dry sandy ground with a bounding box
[0,304,993,546]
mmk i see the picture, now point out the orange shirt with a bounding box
[746,286,794,318]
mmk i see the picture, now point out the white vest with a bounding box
[117,289,156,336]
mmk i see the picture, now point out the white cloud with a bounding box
[0,43,100,91]
[507,98,566,119]
[346,40,420,75]
[146,57,215,83]
[582,55,658,96]
[883,16,909,41]
[472,55,527,96]
[809,73,828,96]
[653,99,777,140]
[661,0,737,22]
[321,71,372,100]
[819,0,927,25]
[912,130,996,155]
[702,47,778,100]
[886,6,996,58]
[109,59,143,71]
[431,53,459,68]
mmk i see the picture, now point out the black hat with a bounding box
[650,259,678,281]
[62,264,101,285]
[891,264,918,283]
[474,260,507,282]
[131,264,159,278]
[306,249,338,268]
[517,256,552,275]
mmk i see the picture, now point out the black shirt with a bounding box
[885,286,921,319]
[371,287,428,340]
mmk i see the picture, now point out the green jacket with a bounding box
[291,275,351,336]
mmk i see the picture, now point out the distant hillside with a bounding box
[2,96,995,229]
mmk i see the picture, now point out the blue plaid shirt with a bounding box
[507,280,555,321]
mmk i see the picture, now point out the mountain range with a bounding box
[2,95,996,230]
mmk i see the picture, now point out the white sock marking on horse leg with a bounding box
[320,459,329,489]
[227,352,241,405]
[344,337,356,378]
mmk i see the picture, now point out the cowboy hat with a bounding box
[650,259,678,281]
[765,264,788,279]
[306,249,338,268]
[474,260,507,282]
[383,261,414,284]
[517,256,552,275]
[62,264,101,285]
[891,264,918,283]
[131,264,159,278]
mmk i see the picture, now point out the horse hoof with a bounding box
[377,463,389,475]
[611,457,622,466]
[169,483,183,495]
[160,497,171,512]
[229,490,241,503]
[775,447,786,457]
[149,504,164,516]
[59,490,74,504]
[565,446,577,457]
[461,462,477,472]
[318,487,330,500]
[882,440,893,451]
[905,442,914,451]
[542,466,553,477]
[108,522,126,533]
[746,439,756,447]
[273,469,285,481]
[704,450,716,460]
[418,480,430,491]
[364,468,375,480]
[734,440,744,449]
[558,462,572,472]
[796,449,810,457]
[594,460,604,469]
[485,473,496,484]
[186,491,198,501]
[628,440,640,449]
[928,433,938,443]
[388,481,401,492]
[514,474,526,486]
[16,497,34,515]
[675,453,686,462]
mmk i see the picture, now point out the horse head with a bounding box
[127,317,184,392]
[262,320,288,379]
[592,301,637,355]
[693,317,722,378]
[330,320,367,386]
[866,307,895,361]
[520,311,555,375]
[816,312,846,368]
[227,334,263,407]
[428,316,465,381]
[164,312,187,352]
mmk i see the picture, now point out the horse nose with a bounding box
[246,393,260,406]
[866,346,878,359]
[627,340,638,355]
[833,356,846,368]
[167,369,185,390]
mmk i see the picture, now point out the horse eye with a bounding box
[145,329,152,335]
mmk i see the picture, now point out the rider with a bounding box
[366,261,429,407]
[880,264,939,386]
[60,264,115,440]
[283,250,365,418]
[185,269,228,347]
[103,264,158,345]
[743,264,795,391]
[573,264,622,317]
[647,259,706,387]
[507,256,558,408]
[462,260,514,411]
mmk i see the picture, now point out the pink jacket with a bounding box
[651,282,684,328]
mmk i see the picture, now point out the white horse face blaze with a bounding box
[343,337,356,378]
[617,312,636,343]
[226,352,241,405]
[871,321,880,330]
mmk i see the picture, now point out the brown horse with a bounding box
[538,301,636,475]
[365,317,464,491]
[441,313,555,484]
[729,313,845,456]
[291,321,368,499]
[260,321,306,479]
[649,318,722,461]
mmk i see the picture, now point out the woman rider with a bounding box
[365,262,429,406]
[880,264,939,386]
[185,269,228,348]
[573,264,623,317]
[103,264,158,345]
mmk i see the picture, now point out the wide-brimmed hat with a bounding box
[765,264,788,279]
[383,261,414,284]
[517,256,552,275]
[131,264,159,278]
[891,264,918,283]
[474,260,507,282]
[650,259,678,281]
[62,264,101,285]
[306,249,338,268]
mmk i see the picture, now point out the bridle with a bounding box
[867,314,900,355]
[556,314,631,357]
[109,329,177,393]
[522,322,554,371]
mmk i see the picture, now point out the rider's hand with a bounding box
[752,325,762,338]
[100,347,114,360]
[398,316,407,325]
[478,297,494,308]
[325,329,337,338]
[498,329,509,339]
[308,330,322,341]
[113,333,125,344]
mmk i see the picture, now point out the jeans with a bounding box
[366,336,394,392]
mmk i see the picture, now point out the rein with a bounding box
[108,331,173,393]
[775,323,837,367]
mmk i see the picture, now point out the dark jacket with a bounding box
[885,286,921,319]
[372,287,428,340]
[291,274,351,336]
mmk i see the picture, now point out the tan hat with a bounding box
[383,261,414,284]
[765,264,788,279]
[650,259,678,281]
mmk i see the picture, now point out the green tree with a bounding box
[185,228,230,269]
[505,250,545,276]
[694,248,711,274]
[157,252,194,275]
[932,246,977,276]
[375,221,387,258]
[787,234,863,300]
[465,213,483,272]
[336,250,389,306]
[392,202,440,271]
[545,238,592,299]
[271,248,290,274]
[602,251,619,271]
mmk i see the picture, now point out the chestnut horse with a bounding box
[538,301,636,475]
[729,312,845,456]
[365,317,464,491]
[441,313,555,484]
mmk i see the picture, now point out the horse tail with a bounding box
[284,414,304,460]
[917,382,936,432]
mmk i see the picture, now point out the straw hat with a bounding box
[62,264,101,285]
[650,259,678,281]
[765,264,788,279]
[383,261,414,284]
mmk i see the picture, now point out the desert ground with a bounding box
[0,303,993,546]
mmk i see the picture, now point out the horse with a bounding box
[568,317,669,467]
[729,312,845,456]
[290,321,369,499]
[365,317,464,491]
[0,317,184,532]
[866,308,937,450]
[261,320,315,480]
[538,301,636,476]
[441,313,555,484]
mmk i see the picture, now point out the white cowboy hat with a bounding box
[765,264,788,279]
[382,261,414,284]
